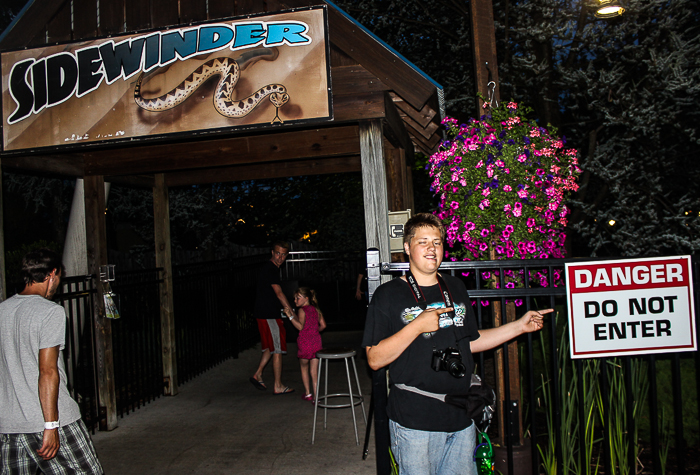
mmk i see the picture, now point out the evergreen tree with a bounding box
[335,0,700,257]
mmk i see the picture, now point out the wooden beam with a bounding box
[1,155,84,177]
[0,159,5,300]
[105,175,156,189]
[0,0,67,50]
[84,175,117,430]
[331,65,389,95]
[165,156,361,187]
[406,128,441,155]
[83,126,361,176]
[402,114,440,141]
[359,120,390,270]
[327,6,437,112]
[382,93,413,154]
[333,92,386,122]
[384,145,404,212]
[470,0,501,114]
[153,174,178,396]
[390,92,438,128]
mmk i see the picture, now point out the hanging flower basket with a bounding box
[428,101,581,264]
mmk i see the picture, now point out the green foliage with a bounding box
[638,357,699,447]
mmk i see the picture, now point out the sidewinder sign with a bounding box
[566,256,696,359]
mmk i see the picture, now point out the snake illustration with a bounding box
[134,57,289,124]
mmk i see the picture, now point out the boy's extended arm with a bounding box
[470,309,551,353]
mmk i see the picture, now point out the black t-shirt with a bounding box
[362,274,480,432]
[254,260,282,320]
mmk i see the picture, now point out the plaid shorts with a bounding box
[0,419,103,475]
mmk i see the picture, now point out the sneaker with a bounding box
[302,394,313,401]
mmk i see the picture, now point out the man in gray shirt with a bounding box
[0,249,102,475]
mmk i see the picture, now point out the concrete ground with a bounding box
[91,331,376,475]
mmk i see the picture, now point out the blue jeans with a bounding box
[389,420,477,475]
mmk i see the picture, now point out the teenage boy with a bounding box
[362,213,550,475]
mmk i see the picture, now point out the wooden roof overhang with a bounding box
[0,0,445,188]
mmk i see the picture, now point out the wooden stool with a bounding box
[312,347,367,444]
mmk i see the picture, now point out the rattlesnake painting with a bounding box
[134,53,290,124]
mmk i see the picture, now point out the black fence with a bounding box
[111,268,164,417]
[283,250,366,330]
[375,257,699,475]
[57,276,100,432]
[172,259,260,385]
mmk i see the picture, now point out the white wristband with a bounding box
[44,421,60,430]
[288,314,294,320]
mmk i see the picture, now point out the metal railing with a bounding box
[372,256,699,475]
[172,259,260,385]
[56,276,101,432]
[283,250,366,329]
[111,268,164,417]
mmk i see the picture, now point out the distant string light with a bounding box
[595,0,625,18]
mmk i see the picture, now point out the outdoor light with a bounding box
[608,219,616,226]
[595,0,625,18]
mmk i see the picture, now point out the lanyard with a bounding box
[405,270,456,320]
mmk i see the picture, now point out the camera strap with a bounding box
[405,270,455,314]
[405,270,459,350]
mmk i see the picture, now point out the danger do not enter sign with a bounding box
[566,256,696,359]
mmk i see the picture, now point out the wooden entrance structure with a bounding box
[0,0,444,434]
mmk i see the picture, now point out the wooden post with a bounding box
[360,119,393,475]
[84,175,117,430]
[154,174,178,396]
[0,161,6,301]
[360,120,391,278]
[385,144,408,212]
[470,0,501,114]
[472,0,524,450]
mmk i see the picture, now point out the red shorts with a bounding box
[257,319,287,354]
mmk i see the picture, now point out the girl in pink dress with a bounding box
[286,287,326,402]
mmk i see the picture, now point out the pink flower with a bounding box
[503,185,512,192]
[505,225,514,233]
[527,218,536,227]
[465,222,476,231]
[479,199,491,210]
[504,204,512,213]
[482,188,491,197]
[517,189,528,198]
[475,160,484,168]
[450,201,459,210]
[507,102,518,109]
[481,228,490,237]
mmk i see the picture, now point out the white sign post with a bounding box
[566,256,696,359]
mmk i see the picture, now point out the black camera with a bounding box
[431,347,466,378]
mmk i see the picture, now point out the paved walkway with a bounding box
[91,331,376,475]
